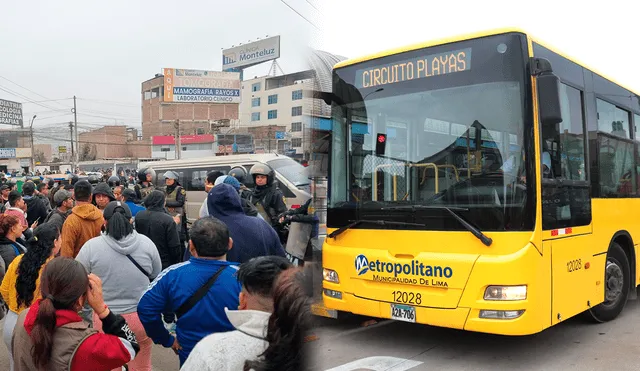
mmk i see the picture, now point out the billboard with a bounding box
[163,68,240,104]
[0,99,23,126]
[222,36,281,70]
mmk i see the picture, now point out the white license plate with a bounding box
[391,304,416,323]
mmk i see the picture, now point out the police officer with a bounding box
[134,167,156,201]
[229,166,253,201]
[88,174,100,189]
[107,175,120,188]
[67,173,79,186]
[163,171,188,251]
[249,162,288,235]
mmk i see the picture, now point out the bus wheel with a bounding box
[587,242,630,323]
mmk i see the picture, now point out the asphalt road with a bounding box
[307,297,640,371]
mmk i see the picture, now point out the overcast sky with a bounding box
[316,0,640,94]
[0,0,317,145]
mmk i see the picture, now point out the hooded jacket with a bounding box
[60,203,104,258]
[92,182,116,209]
[23,194,48,227]
[135,191,182,270]
[12,299,139,371]
[207,184,285,264]
[76,231,162,314]
[0,236,26,270]
[181,308,269,371]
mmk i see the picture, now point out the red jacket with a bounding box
[19,299,138,371]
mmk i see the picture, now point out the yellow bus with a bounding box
[319,28,640,335]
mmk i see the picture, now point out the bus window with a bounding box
[540,83,591,230]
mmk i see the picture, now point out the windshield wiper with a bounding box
[327,219,426,239]
[381,205,493,247]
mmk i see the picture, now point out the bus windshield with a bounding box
[329,33,535,231]
[268,157,310,187]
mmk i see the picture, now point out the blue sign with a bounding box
[0,148,16,158]
[275,131,285,139]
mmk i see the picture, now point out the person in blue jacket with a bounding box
[206,183,285,265]
[122,188,145,218]
[137,216,241,366]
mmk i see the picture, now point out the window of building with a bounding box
[292,90,303,100]
[160,147,170,152]
[540,83,590,229]
[291,122,302,132]
[252,83,261,92]
[268,110,278,119]
[252,112,261,121]
[252,97,260,107]
[291,138,302,148]
[291,106,302,116]
[268,94,278,104]
[196,127,205,135]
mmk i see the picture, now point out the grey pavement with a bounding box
[307,298,640,371]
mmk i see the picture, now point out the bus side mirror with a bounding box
[537,73,562,126]
[531,57,562,126]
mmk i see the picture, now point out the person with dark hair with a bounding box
[181,256,292,371]
[0,214,26,269]
[43,189,74,233]
[92,182,116,211]
[244,267,312,371]
[122,188,145,217]
[21,181,48,228]
[1,223,61,370]
[198,170,225,218]
[207,184,285,264]
[214,175,261,219]
[0,184,10,212]
[35,182,52,214]
[113,185,124,201]
[11,257,140,371]
[138,216,242,366]
[76,200,161,370]
[60,180,103,259]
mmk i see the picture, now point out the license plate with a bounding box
[391,304,416,323]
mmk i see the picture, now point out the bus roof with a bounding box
[333,28,640,98]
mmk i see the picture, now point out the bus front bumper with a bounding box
[323,292,539,335]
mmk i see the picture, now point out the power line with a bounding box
[279,0,320,30]
[76,97,139,108]
[33,133,151,147]
[21,98,72,104]
[0,75,71,110]
[305,0,322,14]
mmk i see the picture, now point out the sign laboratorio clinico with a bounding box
[163,68,241,104]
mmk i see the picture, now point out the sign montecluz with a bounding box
[222,36,281,69]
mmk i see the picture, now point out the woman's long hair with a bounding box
[16,223,59,308]
[244,267,312,371]
[105,208,133,241]
[31,257,89,369]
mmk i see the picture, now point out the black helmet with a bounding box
[137,167,156,182]
[228,166,248,184]
[67,173,79,185]
[88,175,100,184]
[249,162,275,186]
[108,175,120,188]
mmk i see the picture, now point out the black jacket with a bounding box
[134,192,182,270]
[44,208,72,233]
[0,236,26,271]
[24,195,48,227]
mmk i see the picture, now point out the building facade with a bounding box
[78,125,151,160]
[0,129,32,174]
[141,75,240,140]
[238,71,314,158]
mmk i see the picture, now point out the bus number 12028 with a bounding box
[392,291,422,305]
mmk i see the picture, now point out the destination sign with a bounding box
[355,48,472,89]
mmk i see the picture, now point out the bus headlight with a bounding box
[479,310,525,319]
[484,285,527,301]
[323,268,339,283]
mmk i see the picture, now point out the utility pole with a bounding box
[69,121,75,171]
[73,96,78,166]
[174,119,181,159]
[29,115,37,173]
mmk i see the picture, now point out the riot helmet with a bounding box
[88,175,100,185]
[249,162,275,186]
[228,166,248,184]
[108,175,120,188]
[67,173,79,185]
[163,171,179,180]
[137,167,156,183]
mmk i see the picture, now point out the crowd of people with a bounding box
[0,161,317,370]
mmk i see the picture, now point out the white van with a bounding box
[144,154,311,222]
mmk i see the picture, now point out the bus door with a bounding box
[539,83,594,325]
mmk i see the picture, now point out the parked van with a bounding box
[143,154,311,222]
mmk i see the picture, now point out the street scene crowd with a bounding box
[0,161,318,370]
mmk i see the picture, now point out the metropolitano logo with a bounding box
[355,254,369,276]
